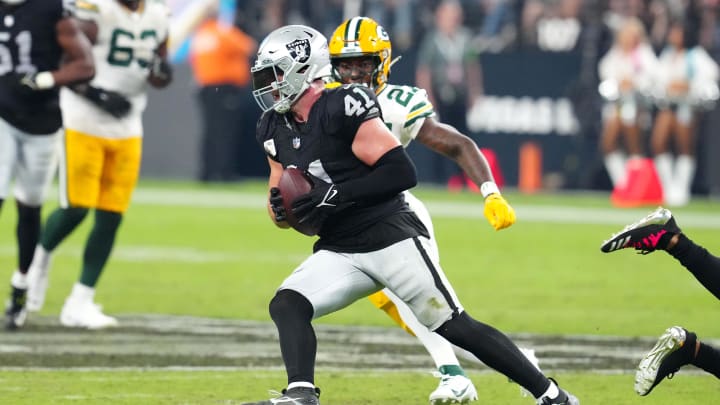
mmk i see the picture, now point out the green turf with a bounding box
[1,181,719,403]
[3,182,716,336]
[0,370,716,404]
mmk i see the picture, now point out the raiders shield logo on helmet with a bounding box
[286,39,311,63]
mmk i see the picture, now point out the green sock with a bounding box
[438,364,466,377]
[80,210,122,287]
[40,207,89,251]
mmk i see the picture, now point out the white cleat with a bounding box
[60,297,118,329]
[26,248,52,312]
[429,374,478,404]
[634,326,688,396]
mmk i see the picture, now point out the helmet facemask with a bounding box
[331,56,380,89]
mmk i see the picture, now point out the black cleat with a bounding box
[539,379,580,405]
[5,285,28,330]
[600,207,680,254]
[242,386,320,405]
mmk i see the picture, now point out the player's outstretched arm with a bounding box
[416,117,492,185]
[416,117,515,230]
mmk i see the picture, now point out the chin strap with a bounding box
[388,55,402,69]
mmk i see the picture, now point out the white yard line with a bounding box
[0,244,305,264]
[130,187,720,228]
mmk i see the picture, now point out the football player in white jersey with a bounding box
[25,0,172,329]
[329,17,517,404]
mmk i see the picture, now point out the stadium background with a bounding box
[143,0,720,198]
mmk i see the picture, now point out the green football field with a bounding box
[0,180,718,404]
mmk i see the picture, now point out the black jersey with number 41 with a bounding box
[0,0,68,134]
[256,84,424,251]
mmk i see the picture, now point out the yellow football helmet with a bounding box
[329,17,392,91]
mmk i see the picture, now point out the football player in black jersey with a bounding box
[0,0,94,330]
[242,25,578,405]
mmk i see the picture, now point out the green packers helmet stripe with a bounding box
[345,17,364,42]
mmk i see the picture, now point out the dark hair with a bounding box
[669,17,700,49]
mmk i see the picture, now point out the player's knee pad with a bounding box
[269,289,313,325]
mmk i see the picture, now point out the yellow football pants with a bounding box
[60,129,141,213]
[367,290,416,336]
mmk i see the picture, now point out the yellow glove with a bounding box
[484,193,516,231]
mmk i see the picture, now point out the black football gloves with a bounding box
[291,173,343,230]
[269,187,286,222]
[71,83,132,118]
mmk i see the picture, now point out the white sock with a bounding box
[654,153,674,195]
[675,155,696,196]
[604,151,626,187]
[537,379,560,401]
[70,282,95,301]
[383,288,460,368]
[286,381,314,390]
[10,270,28,289]
[31,244,52,271]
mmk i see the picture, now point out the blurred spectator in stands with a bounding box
[650,15,719,206]
[519,0,582,51]
[597,17,658,188]
[365,0,414,51]
[416,0,483,186]
[465,0,518,53]
[236,0,307,39]
[190,7,257,181]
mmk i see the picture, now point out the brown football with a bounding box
[278,167,318,236]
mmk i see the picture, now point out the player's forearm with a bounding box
[336,146,417,202]
[419,122,494,186]
[455,141,494,186]
[52,61,95,87]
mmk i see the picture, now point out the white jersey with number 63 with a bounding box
[60,0,170,139]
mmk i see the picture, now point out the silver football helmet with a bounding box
[251,25,331,113]
[1,0,26,4]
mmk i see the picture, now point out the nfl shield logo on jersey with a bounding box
[286,39,310,63]
[292,137,301,149]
